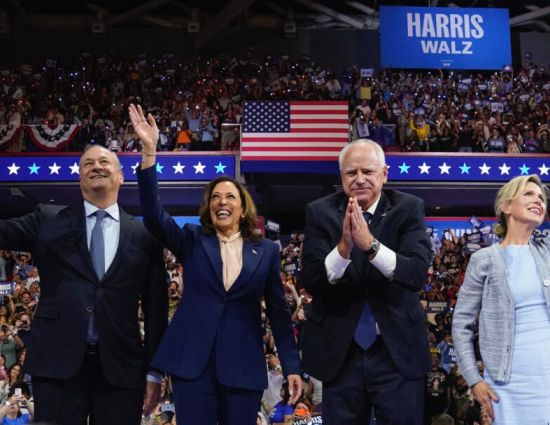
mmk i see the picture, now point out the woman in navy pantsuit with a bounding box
[129,104,302,425]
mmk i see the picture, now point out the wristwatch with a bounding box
[365,238,380,260]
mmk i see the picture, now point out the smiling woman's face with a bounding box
[502,181,546,230]
[209,181,243,236]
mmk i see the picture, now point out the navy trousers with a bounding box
[323,337,425,425]
[171,350,263,425]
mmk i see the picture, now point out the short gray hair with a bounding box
[338,139,386,170]
[81,144,122,170]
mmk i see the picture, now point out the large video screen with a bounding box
[380,6,511,70]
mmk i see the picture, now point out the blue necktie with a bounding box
[354,211,377,350]
[88,210,107,343]
[90,210,107,280]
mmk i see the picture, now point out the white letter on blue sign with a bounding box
[470,14,484,38]
[407,13,421,37]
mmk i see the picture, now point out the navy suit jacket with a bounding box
[0,203,167,389]
[301,189,432,382]
[138,166,300,391]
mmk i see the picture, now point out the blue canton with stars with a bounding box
[243,102,290,133]
[0,155,235,182]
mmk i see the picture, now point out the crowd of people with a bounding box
[1,52,550,154]
[0,48,549,424]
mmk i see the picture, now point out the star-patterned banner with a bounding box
[241,154,550,182]
[1,153,549,183]
[0,154,235,182]
[386,155,550,182]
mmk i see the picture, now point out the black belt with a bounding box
[85,343,99,355]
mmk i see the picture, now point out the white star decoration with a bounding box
[479,163,491,175]
[438,162,451,175]
[69,162,80,175]
[539,164,550,176]
[499,163,511,175]
[131,162,140,175]
[193,161,206,174]
[418,162,431,174]
[173,162,185,174]
[7,163,20,175]
[48,163,61,175]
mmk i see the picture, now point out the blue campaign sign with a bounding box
[380,6,511,70]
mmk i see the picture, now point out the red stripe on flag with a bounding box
[290,119,349,124]
[241,137,348,142]
[241,146,343,152]
[291,110,347,115]
[290,101,348,106]
[287,128,346,133]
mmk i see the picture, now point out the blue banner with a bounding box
[380,6,511,70]
[0,154,236,182]
[242,154,550,183]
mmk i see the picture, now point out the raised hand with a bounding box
[128,103,159,153]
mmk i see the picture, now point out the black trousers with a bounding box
[32,348,143,425]
[323,337,425,425]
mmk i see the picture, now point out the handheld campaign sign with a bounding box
[380,6,511,70]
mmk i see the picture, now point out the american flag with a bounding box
[241,101,350,160]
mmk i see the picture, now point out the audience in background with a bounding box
[1,53,549,154]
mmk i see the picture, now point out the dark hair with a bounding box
[280,380,291,404]
[7,363,23,384]
[198,176,261,242]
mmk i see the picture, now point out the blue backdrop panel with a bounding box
[380,6,511,70]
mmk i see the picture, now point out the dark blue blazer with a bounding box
[0,203,167,389]
[301,190,432,382]
[138,166,300,391]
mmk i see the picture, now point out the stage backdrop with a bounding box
[380,6,511,70]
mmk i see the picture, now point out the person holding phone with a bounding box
[0,388,33,424]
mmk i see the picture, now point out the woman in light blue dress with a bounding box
[453,174,550,425]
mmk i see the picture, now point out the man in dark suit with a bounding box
[0,145,168,424]
[301,139,431,425]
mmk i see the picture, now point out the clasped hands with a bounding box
[337,197,374,259]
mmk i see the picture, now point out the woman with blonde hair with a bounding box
[453,174,550,424]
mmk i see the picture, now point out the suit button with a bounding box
[86,306,94,313]
[544,279,550,287]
